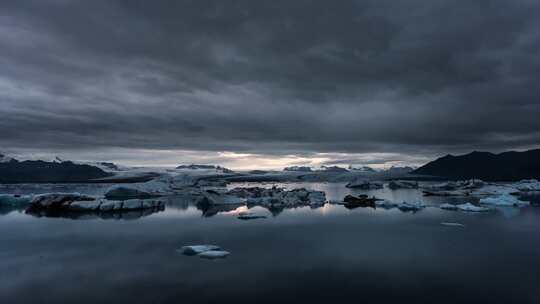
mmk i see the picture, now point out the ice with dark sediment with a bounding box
[26,193,165,213]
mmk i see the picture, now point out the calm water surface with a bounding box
[1,182,540,303]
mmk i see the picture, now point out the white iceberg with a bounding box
[440,203,458,211]
[456,203,491,212]
[479,194,529,207]
[198,250,230,259]
[178,245,222,256]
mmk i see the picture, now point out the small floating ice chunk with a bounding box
[456,203,491,212]
[178,245,222,256]
[440,203,458,211]
[375,200,398,209]
[198,250,230,259]
[441,222,465,227]
[479,194,529,207]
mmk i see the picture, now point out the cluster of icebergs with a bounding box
[26,193,165,213]
[199,187,327,210]
[421,179,540,197]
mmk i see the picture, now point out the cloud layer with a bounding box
[1,0,540,166]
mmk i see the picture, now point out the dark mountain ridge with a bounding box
[0,159,112,183]
[413,149,540,181]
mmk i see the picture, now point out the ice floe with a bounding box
[455,203,491,212]
[479,194,529,207]
[198,250,230,259]
[441,222,465,227]
[178,245,222,255]
[178,244,230,259]
[440,203,459,211]
[512,179,540,192]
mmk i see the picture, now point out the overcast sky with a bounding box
[1,0,540,169]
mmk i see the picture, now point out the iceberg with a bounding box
[69,200,102,211]
[26,193,165,213]
[224,187,326,208]
[178,245,222,256]
[198,250,230,259]
[512,179,540,192]
[456,203,491,212]
[439,203,458,211]
[441,222,465,227]
[29,193,95,210]
[479,194,529,207]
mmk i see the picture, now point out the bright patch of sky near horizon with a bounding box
[1,149,429,170]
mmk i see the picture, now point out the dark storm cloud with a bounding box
[1,0,540,161]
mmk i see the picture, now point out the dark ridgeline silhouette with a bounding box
[413,149,540,181]
[0,159,111,183]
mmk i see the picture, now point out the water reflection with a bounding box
[25,206,165,220]
[1,183,540,304]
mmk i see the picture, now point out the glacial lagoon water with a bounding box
[1,182,540,303]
